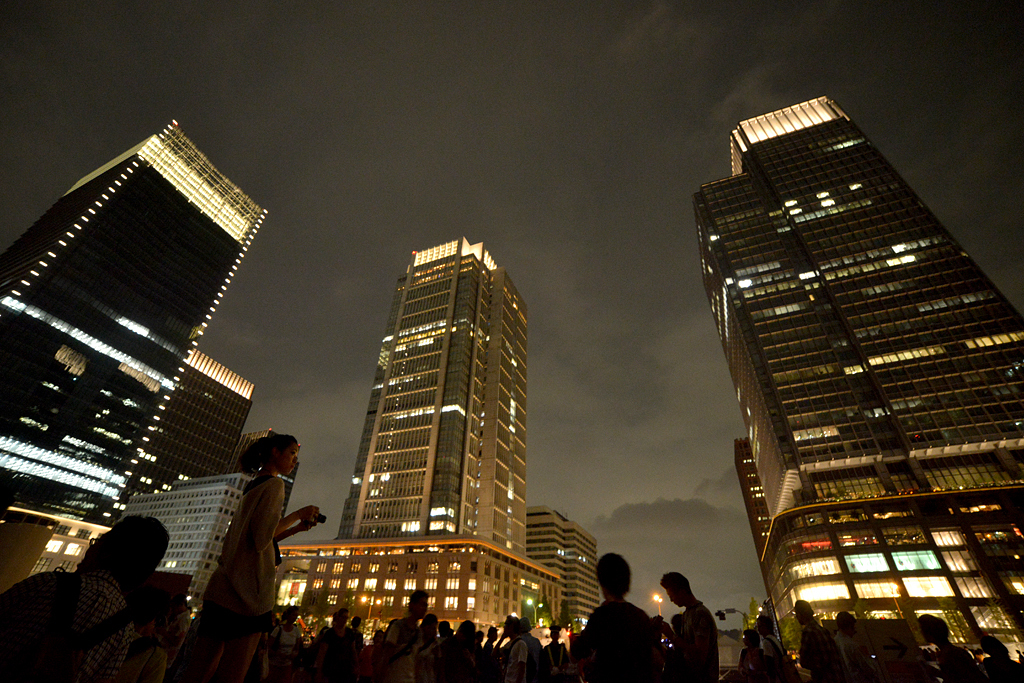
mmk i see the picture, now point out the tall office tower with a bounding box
[525,506,600,627]
[0,123,265,523]
[735,439,771,558]
[697,98,1023,638]
[338,239,528,553]
[132,350,254,497]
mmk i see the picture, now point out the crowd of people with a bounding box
[2,431,1023,683]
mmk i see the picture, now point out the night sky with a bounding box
[2,2,1022,619]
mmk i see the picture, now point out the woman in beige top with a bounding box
[182,433,320,683]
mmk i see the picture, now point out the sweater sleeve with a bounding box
[250,477,285,552]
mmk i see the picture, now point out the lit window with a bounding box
[891,551,940,571]
[468,578,477,591]
[467,597,476,609]
[347,578,359,589]
[854,580,900,599]
[932,530,965,547]
[954,576,993,598]
[845,554,889,573]
[384,579,397,591]
[903,576,953,597]
[404,579,417,591]
[445,596,458,610]
[795,582,849,602]
[425,578,438,590]
[941,551,976,572]
[45,540,63,553]
[447,578,460,590]
[364,578,377,591]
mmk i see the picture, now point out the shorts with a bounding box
[197,600,273,640]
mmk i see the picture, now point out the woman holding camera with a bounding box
[183,433,321,683]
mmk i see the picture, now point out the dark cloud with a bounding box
[2,1,1022,608]
[590,498,764,615]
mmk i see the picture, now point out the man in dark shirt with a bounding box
[654,572,718,683]
[570,553,655,683]
[540,626,573,683]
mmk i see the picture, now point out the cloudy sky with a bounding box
[2,1,1022,617]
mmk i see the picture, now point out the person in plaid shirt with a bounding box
[794,600,845,683]
[0,515,168,683]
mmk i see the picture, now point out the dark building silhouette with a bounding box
[0,124,265,523]
[138,350,254,494]
[697,97,1023,639]
[735,438,771,559]
[338,239,528,552]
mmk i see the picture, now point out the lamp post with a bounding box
[652,594,663,616]
[526,598,539,624]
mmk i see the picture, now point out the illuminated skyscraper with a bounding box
[697,98,1023,638]
[338,239,528,553]
[0,123,265,523]
[137,350,254,495]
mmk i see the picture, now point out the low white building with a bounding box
[124,472,249,601]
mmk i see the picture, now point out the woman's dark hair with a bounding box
[239,433,298,474]
[743,629,760,647]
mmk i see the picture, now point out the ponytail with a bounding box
[239,433,298,474]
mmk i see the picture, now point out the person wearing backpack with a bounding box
[756,615,800,683]
[181,433,322,683]
[375,590,429,683]
[267,606,304,683]
[0,515,169,683]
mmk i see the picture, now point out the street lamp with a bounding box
[652,594,663,616]
[526,598,539,624]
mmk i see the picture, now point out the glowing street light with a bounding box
[653,594,663,616]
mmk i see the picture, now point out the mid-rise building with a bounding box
[140,350,254,492]
[123,472,250,601]
[696,97,1023,640]
[276,536,560,631]
[338,239,528,554]
[0,123,265,523]
[525,506,599,627]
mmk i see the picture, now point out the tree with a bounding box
[778,617,802,654]
[851,599,870,620]
[744,598,760,631]
[558,600,572,628]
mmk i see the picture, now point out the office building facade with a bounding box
[697,97,1023,638]
[137,350,254,493]
[338,239,528,553]
[0,123,264,523]
[525,506,600,627]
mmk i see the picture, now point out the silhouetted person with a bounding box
[441,620,479,683]
[655,572,718,683]
[755,615,784,683]
[501,616,528,683]
[918,614,987,683]
[116,586,171,683]
[794,600,844,683]
[0,514,168,683]
[479,626,501,683]
[378,590,429,683]
[518,617,541,683]
[159,593,192,669]
[540,626,572,683]
[316,607,359,683]
[980,635,1024,682]
[834,611,879,683]
[571,553,655,683]
[183,433,321,683]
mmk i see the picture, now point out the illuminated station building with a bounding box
[698,97,1024,641]
[0,124,264,524]
[277,239,562,628]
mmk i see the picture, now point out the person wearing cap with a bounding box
[834,611,879,683]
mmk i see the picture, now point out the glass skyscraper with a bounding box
[338,239,528,553]
[0,123,264,523]
[697,98,1023,639]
